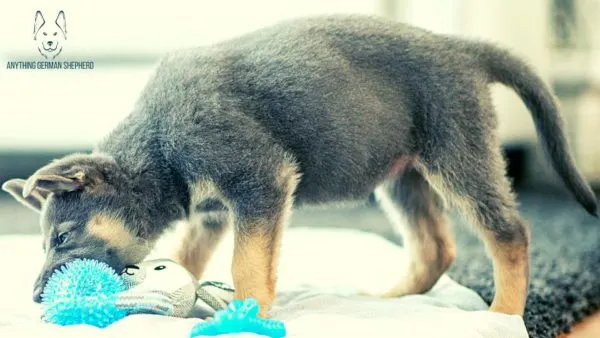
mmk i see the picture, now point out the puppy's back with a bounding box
[108,15,489,201]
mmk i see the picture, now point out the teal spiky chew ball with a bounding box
[41,259,127,328]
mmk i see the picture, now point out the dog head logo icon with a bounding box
[33,10,67,60]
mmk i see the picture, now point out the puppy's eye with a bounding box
[154,265,166,271]
[53,32,57,36]
[56,232,70,246]
[43,32,47,36]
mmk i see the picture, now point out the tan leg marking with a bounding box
[232,161,299,317]
[174,217,230,279]
[174,179,232,279]
[232,225,280,317]
[382,216,456,297]
[452,187,530,316]
[485,231,530,315]
[374,174,456,298]
[427,165,530,316]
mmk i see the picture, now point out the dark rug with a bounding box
[447,189,600,338]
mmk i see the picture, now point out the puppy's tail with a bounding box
[467,41,598,217]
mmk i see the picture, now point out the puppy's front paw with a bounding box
[233,291,274,318]
[489,302,524,316]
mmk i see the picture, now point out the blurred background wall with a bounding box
[0,0,599,233]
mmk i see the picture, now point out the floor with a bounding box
[1,187,599,337]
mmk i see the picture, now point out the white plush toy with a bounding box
[119,259,235,319]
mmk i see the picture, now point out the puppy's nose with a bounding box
[32,270,50,304]
[47,41,53,46]
[33,286,43,303]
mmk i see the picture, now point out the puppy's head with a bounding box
[2,153,154,303]
[33,11,67,59]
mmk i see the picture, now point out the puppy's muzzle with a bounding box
[32,271,50,303]
[33,285,43,303]
[32,262,68,303]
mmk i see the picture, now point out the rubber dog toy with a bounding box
[190,298,286,338]
[41,259,173,327]
[41,258,235,328]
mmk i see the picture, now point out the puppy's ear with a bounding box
[22,153,115,198]
[2,179,50,213]
[33,11,45,39]
[55,11,66,39]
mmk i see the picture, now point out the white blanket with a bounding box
[0,228,527,337]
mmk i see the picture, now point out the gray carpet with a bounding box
[447,189,600,338]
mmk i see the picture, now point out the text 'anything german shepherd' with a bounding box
[3,15,598,317]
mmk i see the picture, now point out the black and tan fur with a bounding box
[2,15,597,317]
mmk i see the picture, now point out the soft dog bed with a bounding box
[0,227,526,338]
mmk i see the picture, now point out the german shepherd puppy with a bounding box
[3,15,597,317]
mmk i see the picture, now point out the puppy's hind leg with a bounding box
[375,168,456,298]
[426,136,530,316]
